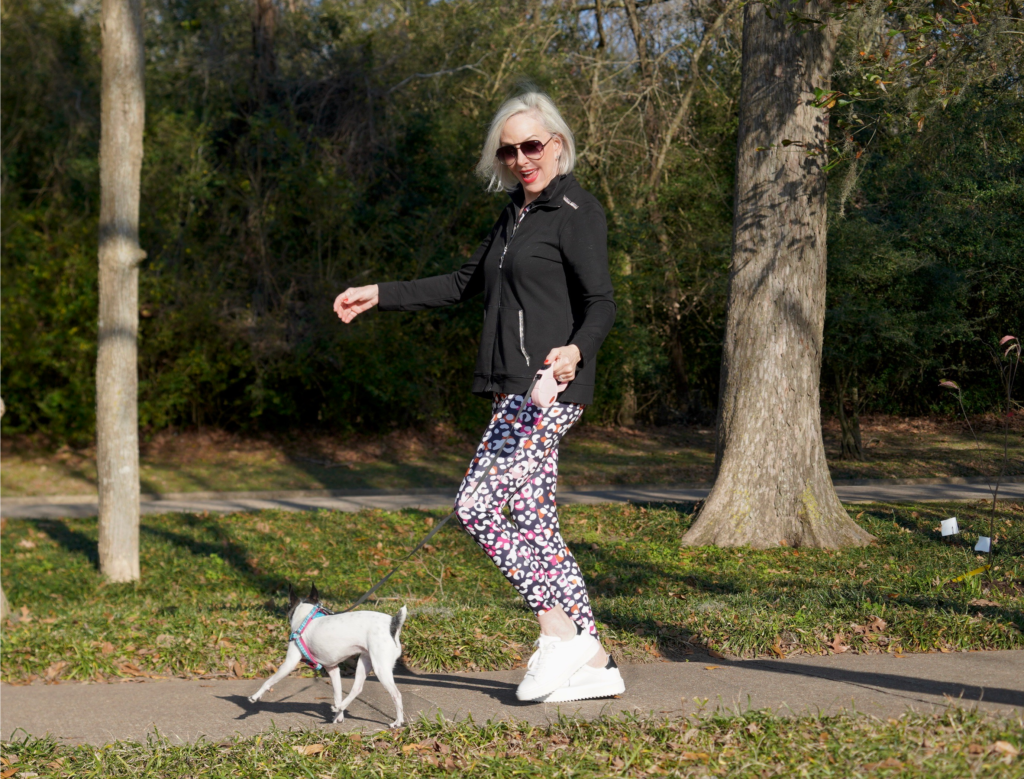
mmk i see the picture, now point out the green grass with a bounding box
[2,709,1021,777]
[2,416,1021,496]
[2,502,1022,684]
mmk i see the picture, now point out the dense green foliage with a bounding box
[1,0,1020,443]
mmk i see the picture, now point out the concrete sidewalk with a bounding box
[3,478,1021,520]
[3,650,1022,745]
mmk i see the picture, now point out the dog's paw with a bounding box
[247,694,260,704]
[332,710,345,724]
[388,719,404,729]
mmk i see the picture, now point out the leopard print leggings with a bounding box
[454,392,597,637]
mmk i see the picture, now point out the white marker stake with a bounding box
[974,536,991,553]
[941,517,959,537]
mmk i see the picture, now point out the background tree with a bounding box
[96,0,146,581]
[1,396,9,620]
[0,0,1019,455]
[682,0,875,548]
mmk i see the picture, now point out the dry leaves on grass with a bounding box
[863,757,903,770]
[969,598,1000,607]
[829,634,849,654]
[293,744,325,756]
[993,741,1019,759]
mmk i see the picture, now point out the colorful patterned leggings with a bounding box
[454,392,597,637]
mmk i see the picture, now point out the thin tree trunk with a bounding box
[97,0,145,582]
[836,372,864,460]
[682,0,873,548]
[252,0,277,104]
[1,396,10,619]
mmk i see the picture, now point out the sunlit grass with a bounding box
[2,709,1021,777]
[1,501,1021,684]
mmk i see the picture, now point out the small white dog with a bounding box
[248,584,407,728]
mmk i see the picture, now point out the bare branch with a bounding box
[387,57,489,96]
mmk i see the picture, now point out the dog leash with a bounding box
[339,370,547,614]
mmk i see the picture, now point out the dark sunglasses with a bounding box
[495,136,554,167]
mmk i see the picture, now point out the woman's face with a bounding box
[500,112,562,204]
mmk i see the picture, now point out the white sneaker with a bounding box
[540,656,625,702]
[516,625,600,701]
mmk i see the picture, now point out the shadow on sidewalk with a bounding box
[712,657,1024,708]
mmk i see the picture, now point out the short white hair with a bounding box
[475,91,576,192]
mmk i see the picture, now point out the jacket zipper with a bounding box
[499,204,530,269]
[518,310,530,367]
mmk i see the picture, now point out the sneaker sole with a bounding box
[539,679,626,703]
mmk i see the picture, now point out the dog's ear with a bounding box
[288,583,298,608]
[309,583,320,603]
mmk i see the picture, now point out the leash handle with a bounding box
[339,374,546,613]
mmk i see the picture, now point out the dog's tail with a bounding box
[390,606,408,647]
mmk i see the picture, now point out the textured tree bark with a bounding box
[682,0,873,548]
[97,0,145,582]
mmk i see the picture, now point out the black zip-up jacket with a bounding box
[377,173,616,405]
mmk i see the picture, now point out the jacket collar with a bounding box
[509,173,575,211]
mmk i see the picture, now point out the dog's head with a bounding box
[286,582,322,623]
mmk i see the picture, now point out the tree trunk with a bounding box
[252,0,277,104]
[1,396,10,620]
[682,0,873,549]
[836,373,864,460]
[97,0,145,582]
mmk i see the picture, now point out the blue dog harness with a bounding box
[290,605,329,670]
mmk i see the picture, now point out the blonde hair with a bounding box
[475,91,576,192]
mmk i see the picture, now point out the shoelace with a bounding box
[526,635,562,673]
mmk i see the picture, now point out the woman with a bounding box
[334,91,620,703]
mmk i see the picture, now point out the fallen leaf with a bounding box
[993,741,1019,758]
[968,743,985,755]
[101,641,115,655]
[704,665,722,671]
[707,649,726,659]
[1,769,16,778]
[969,598,999,607]
[610,756,625,769]
[894,654,908,659]
[864,757,903,769]
[293,744,325,756]
[869,616,888,632]
[829,634,849,654]
[44,661,68,681]
[17,539,36,549]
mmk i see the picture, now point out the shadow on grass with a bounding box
[33,519,99,568]
[33,514,288,599]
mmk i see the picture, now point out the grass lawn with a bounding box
[1,501,1021,685]
[2,709,1022,777]
[2,415,1021,496]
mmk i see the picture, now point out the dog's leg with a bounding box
[325,665,346,723]
[248,643,302,704]
[370,653,404,728]
[334,653,370,720]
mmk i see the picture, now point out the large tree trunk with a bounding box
[97,0,145,582]
[682,0,873,548]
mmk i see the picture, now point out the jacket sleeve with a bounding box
[561,203,616,366]
[377,225,496,312]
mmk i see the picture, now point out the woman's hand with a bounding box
[544,345,582,383]
[333,285,379,323]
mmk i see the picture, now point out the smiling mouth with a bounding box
[519,168,539,184]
